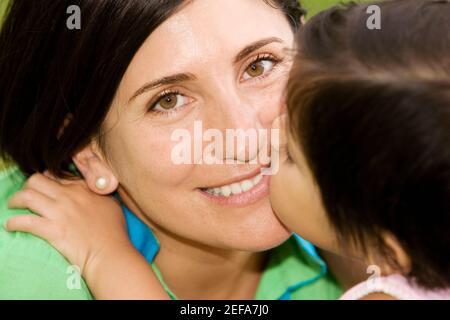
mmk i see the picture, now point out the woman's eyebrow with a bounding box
[234,37,284,64]
[128,37,283,103]
[128,73,197,103]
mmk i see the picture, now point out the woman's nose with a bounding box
[210,94,266,164]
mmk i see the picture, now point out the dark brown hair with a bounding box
[288,0,450,289]
[0,0,304,177]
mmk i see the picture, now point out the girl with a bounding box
[271,0,450,299]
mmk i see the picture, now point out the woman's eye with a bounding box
[243,59,276,81]
[150,92,190,112]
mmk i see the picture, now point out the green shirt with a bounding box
[0,166,342,299]
[149,238,343,300]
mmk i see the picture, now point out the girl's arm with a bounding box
[82,242,169,300]
[4,172,169,300]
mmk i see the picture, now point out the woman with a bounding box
[0,0,343,299]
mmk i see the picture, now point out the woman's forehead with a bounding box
[120,0,294,96]
[131,0,293,67]
[151,0,293,55]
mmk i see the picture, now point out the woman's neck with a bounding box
[152,228,268,300]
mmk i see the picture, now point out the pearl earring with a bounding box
[95,177,108,190]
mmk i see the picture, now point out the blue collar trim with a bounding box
[123,204,160,263]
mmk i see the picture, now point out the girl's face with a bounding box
[270,121,340,253]
[96,0,295,251]
[271,122,411,273]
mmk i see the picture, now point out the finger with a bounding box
[43,170,86,187]
[4,215,56,241]
[43,170,71,186]
[42,170,56,180]
[25,173,65,199]
[8,188,57,219]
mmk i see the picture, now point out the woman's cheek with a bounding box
[245,77,289,127]
[139,132,195,186]
[114,121,195,192]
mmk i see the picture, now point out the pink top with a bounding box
[340,274,450,300]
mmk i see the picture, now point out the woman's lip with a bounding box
[198,174,270,208]
[200,165,269,189]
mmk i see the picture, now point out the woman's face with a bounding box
[98,0,295,251]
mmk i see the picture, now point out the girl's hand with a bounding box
[4,172,130,277]
[4,172,169,300]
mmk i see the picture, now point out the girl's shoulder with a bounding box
[340,274,450,300]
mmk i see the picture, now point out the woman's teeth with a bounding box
[204,173,263,197]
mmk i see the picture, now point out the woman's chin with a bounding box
[242,227,292,252]
[217,203,293,252]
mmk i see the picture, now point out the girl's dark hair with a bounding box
[0,0,304,177]
[288,0,450,289]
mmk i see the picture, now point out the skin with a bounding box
[270,119,340,253]
[72,0,295,299]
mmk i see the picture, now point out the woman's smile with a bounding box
[199,167,270,207]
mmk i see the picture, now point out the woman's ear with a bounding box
[72,144,119,195]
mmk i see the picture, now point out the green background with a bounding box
[0,0,7,24]
[303,0,353,17]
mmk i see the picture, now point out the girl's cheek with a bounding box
[269,161,297,221]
